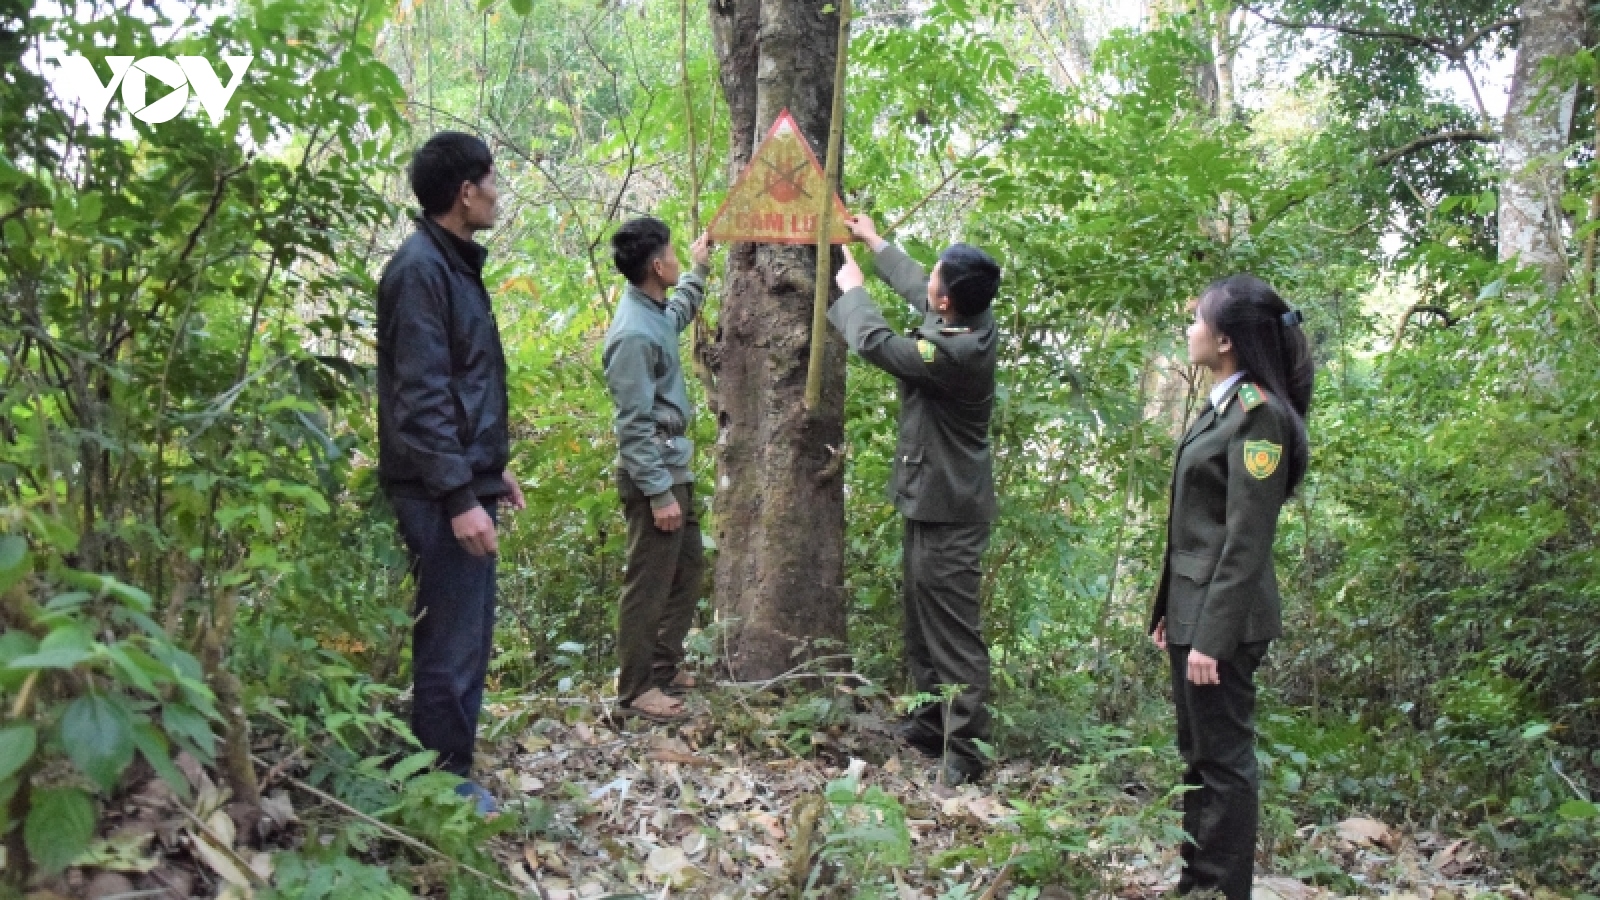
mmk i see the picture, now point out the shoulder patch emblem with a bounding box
[1238,383,1265,411]
[917,339,936,362]
[1243,440,1282,479]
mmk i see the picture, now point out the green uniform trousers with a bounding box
[901,518,992,771]
[1169,641,1269,900]
[616,473,705,706]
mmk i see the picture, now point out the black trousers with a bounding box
[902,518,992,771]
[616,474,705,706]
[392,496,498,778]
[1168,641,1269,900]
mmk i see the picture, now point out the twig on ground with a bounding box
[715,654,864,692]
[251,754,533,898]
[172,803,270,889]
[976,843,1025,900]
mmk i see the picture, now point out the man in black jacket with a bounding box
[377,131,523,814]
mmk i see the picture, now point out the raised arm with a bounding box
[665,233,713,333]
[829,246,938,384]
[846,214,928,313]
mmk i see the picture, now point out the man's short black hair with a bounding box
[612,217,673,285]
[409,131,493,217]
[938,243,1002,317]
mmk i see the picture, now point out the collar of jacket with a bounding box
[622,281,669,312]
[1212,372,1249,411]
[413,214,488,277]
[1182,375,1251,448]
[934,308,994,331]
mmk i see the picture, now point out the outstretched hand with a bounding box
[691,232,713,267]
[845,214,885,251]
[835,246,865,293]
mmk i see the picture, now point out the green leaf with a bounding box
[0,631,38,690]
[163,702,218,763]
[132,722,192,802]
[62,693,136,790]
[105,643,160,696]
[7,623,93,670]
[58,568,153,612]
[0,534,30,594]
[388,750,436,783]
[26,787,96,875]
[1559,799,1600,821]
[1520,722,1551,740]
[509,0,531,14]
[78,192,103,224]
[0,724,37,782]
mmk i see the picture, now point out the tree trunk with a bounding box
[708,0,849,681]
[1498,0,1586,292]
[1210,4,1241,124]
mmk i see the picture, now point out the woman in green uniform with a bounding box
[1149,274,1313,900]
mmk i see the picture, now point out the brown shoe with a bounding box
[625,687,687,723]
[656,670,699,697]
[652,666,697,695]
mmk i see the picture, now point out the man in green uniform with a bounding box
[831,214,1002,785]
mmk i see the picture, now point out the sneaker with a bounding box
[454,780,500,816]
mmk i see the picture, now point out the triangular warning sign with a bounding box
[707,109,851,245]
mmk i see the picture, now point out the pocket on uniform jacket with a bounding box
[1168,550,1218,584]
[896,446,926,496]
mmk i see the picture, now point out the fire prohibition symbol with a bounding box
[706,109,850,245]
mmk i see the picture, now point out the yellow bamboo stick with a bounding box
[804,0,852,412]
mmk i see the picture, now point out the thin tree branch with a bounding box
[1373,129,1499,166]
[253,755,535,898]
[1244,6,1522,63]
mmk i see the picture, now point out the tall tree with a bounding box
[1499,0,1587,290]
[707,0,850,679]
[1251,0,1591,291]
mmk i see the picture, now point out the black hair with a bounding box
[1198,274,1315,495]
[409,131,493,217]
[612,217,673,286]
[938,243,1002,317]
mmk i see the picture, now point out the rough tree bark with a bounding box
[1498,0,1587,292]
[708,0,849,680]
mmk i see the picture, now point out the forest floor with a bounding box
[37,682,1549,900]
[461,685,1539,900]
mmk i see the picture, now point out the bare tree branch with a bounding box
[1373,129,1500,166]
[1244,6,1522,62]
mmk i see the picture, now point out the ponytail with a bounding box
[1198,275,1314,494]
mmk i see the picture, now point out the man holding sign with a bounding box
[830,215,1002,786]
